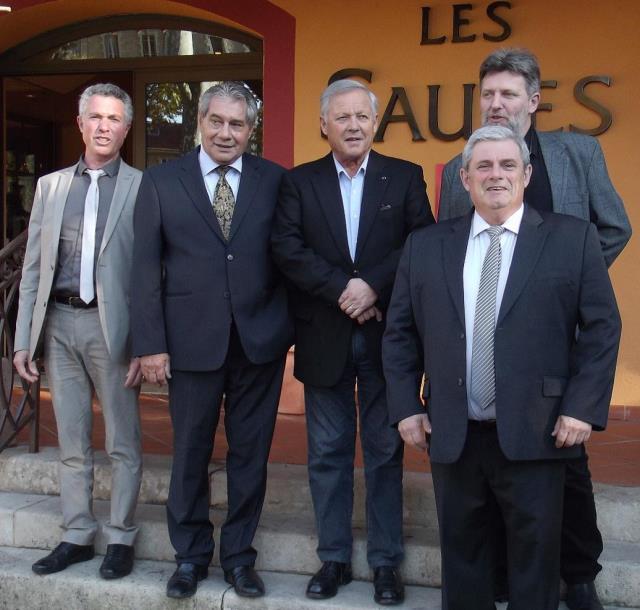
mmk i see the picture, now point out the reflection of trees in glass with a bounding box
[146,82,202,153]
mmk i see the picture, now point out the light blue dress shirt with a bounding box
[199,147,242,201]
[333,153,369,261]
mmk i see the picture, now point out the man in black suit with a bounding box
[272,79,434,606]
[131,82,293,599]
[439,48,632,610]
[383,125,621,610]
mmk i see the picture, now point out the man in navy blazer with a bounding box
[438,48,631,610]
[272,79,434,606]
[131,82,292,599]
[384,125,621,610]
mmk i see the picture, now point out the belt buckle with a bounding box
[68,296,85,308]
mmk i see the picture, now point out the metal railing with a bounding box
[0,231,39,453]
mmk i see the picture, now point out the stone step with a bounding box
[1,447,639,543]
[0,491,638,607]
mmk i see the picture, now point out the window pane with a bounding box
[50,30,252,61]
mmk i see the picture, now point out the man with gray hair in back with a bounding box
[272,78,434,605]
[384,124,620,610]
[438,48,631,610]
[131,81,292,599]
[14,83,143,580]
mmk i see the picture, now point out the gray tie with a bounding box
[212,166,235,240]
[470,225,506,410]
[79,168,104,304]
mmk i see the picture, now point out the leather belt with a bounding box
[50,295,97,309]
[467,419,497,429]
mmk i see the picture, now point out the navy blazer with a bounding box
[383,206,621,463]
[438,130,632,267]
[130,149,293,370]
[271,150,434,387]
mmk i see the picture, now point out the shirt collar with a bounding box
[472,204,524,238]
[199,146,243,177]
[77,155,120,177]
[332,152,370,178]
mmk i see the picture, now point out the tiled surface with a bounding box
[17,390,640,486]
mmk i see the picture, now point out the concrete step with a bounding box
[0,546,632,610]
[1,447,639,542]
[0,491,638,607]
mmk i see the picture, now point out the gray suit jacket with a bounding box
[438,130,632,266]
[15,159,142,363]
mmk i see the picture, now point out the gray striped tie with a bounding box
[471,225,505,410]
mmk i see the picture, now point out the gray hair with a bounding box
[462,125,530,170]
[479,48,541,97]
[79,83,133,125]
[320,79,378,119]
[198,81,259,127]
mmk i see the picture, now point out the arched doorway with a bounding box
[0,14,264,241]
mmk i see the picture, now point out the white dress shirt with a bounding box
[333,153,369,261]
[463,204,524,420]
[199,147,242,201]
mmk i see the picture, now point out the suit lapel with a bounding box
[48,166,76,264]
[497,205,547,324]
[178,148,226,242]
[228,153,259,241]
[354,151,390,262]
[99,160,134,256]
[537,131,567,213]
[443,213,472,328]
[311,153,351,261]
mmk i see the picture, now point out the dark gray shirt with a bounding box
[52,156,120,296]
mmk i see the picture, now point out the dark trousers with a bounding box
[431,422,565,610]
[494,445,603,591]
[166,326,286,569]
[304,327,404,568]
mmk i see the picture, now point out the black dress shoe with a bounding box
[224,565,265,598]
[306,561,352,599]
[99,544,134,579]
[373,566,404,606]
[32,542,94,575]
[566,582,604,610]
[166,562,208,599]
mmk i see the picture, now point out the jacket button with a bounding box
[223,291,230,299]
[459,332,465,339]
[457,377,464,387]
[227,254,234,261]
[353,269,359,276]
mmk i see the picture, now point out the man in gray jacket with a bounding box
[14,83,142,581]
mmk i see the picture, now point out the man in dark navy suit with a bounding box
[131,81,293,600]
[384,125,620,610]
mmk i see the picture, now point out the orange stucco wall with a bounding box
[1,0,638,405]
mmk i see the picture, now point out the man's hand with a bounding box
[13,350,39,383]
[398,413,432,452]
[338,278,378,319]
[356,306,383,325]
[140,353,171,386]
[552,415,592,448]
[124,357,143,388]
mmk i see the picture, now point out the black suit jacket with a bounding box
[383,206,621,463]
[271,150,434,387]
[131,149,293,370]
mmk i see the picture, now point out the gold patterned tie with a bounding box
[212,165,235,240]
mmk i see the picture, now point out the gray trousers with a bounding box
[44,303,142,545]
